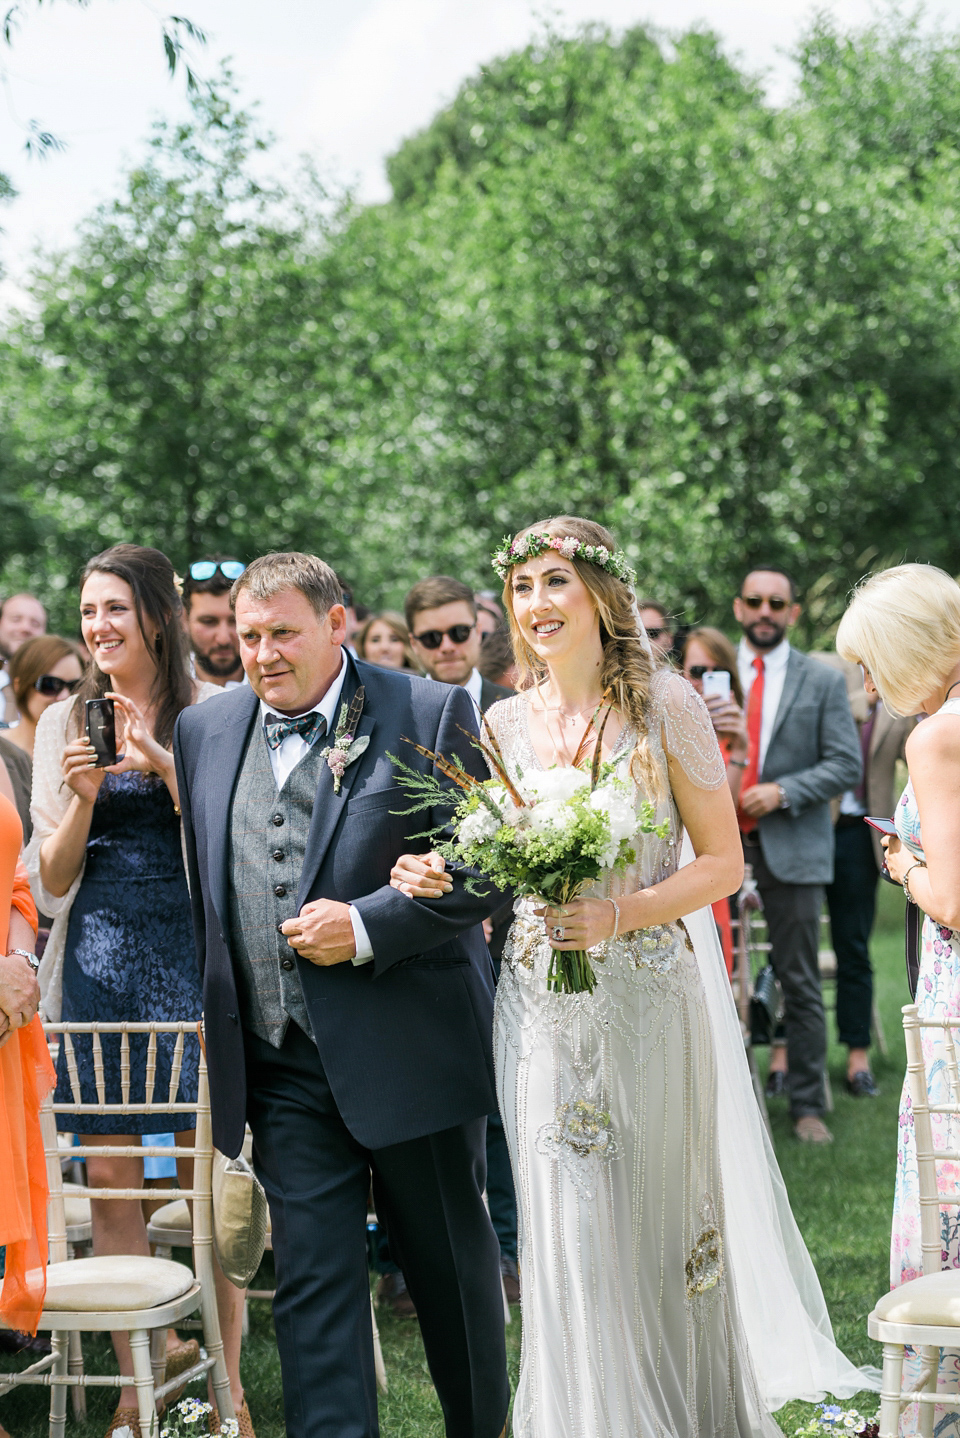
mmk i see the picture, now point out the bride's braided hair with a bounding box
[500,515,664,797]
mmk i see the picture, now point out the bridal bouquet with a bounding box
[390,718,669,995]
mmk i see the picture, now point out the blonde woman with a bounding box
[392,517,873,1436]
[355,610,418,671]
[838,563,960,1429]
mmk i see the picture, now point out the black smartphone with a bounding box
[85,698,117,768]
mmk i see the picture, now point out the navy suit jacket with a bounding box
[174,654,500,1157]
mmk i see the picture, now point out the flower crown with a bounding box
[492,531,637,587]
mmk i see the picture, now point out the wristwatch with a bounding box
[776,784,790,810]
[9,947,41,974]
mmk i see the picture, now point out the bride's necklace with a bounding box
[536,696,606,727]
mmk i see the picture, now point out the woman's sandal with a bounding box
[102,1405,142,1438]
[164,1336,201,1404]
[208,1398,255,1437]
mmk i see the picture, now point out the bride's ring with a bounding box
[553,925,564,941]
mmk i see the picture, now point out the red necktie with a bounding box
[737,655,765,835]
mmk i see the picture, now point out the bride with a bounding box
[392,516,875,1436]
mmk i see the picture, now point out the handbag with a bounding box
[212,1150,268,1289]
[195,1022,269,1288]
[905,900,922,1001]
[749,963,782,1047]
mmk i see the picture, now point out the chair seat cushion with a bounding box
[150,1199,192,1233]
[874,1270,960,1326]
[42,1256,196,1312]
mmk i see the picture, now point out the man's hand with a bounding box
[739,782,783,819]
[282,900,357,967]
[0,950,41,1049]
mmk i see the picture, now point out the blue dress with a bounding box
[55,771,202,1134]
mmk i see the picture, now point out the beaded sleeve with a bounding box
[651,670,728,791]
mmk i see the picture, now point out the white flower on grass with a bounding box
[459,805,501,847]
[523,766,590,803]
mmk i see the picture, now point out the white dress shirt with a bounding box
[463,667,484,723]
[737,637,791,776]
[259,652,373,964]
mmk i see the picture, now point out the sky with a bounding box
[1,0,957,310]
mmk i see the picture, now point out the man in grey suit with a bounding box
[734,567,862,1144]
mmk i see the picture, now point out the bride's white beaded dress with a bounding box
[485,670,872,1438]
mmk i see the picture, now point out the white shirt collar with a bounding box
[738,635,790,676]
[464,667,484,712]
[258,650,348,735]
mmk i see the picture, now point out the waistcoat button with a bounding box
[273,849,284,862]
[281,958,295,971]
[274,884,286,897]
[272,814,284,827]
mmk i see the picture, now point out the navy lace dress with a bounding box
[55,771,202,1134]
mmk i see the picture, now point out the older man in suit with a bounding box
[174,552,509,1438]
[814,653,914,1095]
[734,567,862,1144]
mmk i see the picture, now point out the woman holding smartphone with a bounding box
[24,545,251,1438]
[838,563,960,1429]
[682,628,749,974]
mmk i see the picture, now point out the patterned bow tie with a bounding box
[263,710,327,750]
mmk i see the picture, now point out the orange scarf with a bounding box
[0,792,55,1335]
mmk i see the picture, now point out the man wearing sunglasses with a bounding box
[182,557,247,689]
[398,576,519,1312]
[637,598,675,659]
[734,567,861,1145]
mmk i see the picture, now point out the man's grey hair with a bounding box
[231,552,342,620]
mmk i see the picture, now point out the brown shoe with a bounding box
[500,1256,521,1305]
[794,1115,833,1145]
[103,1406,141,1438]
[209,1399,255,1438]
[376,1270,417,1318]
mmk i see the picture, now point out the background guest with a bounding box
[479,626,519,691]
[733,566,861,1144]
[182,556,246,689]
[837,563,960,1422]
[0,736,34,845]
[5,635,86,762]
[681,626,748,975]
[355,610,418,671]
[0,593,47,728]
[813,652,914,1096]
[636,598,674,660]
[24,544,249,1437]
[474,590,505,637]
[405,575,509,715]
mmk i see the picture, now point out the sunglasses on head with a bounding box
[740,594,789,611]
[687,665,730,681]
[35,674,82,697]
[189,560,246,582]
[412,623,475,650]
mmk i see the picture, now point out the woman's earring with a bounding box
[154,633,163,654]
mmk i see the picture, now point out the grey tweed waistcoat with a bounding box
[228,721,325,1047]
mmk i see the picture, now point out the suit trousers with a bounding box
[825,819,879,1051]
[745,837,827,1118]
[244,1022,510,1438]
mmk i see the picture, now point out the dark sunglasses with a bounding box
[35,674,83,697]
[740,594,789,611]
[687,665,730,681]
[189,560,246,582]
[644,627,668,640]
[411,623,476,650]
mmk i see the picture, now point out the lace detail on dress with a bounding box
[649,669,728,791]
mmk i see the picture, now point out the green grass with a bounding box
[2,885,907,1435]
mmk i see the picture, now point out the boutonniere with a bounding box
[319,685,369,793]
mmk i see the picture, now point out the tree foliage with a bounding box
[2,15,960,637]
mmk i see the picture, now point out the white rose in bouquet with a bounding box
[522,766,590,804]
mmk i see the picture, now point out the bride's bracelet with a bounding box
[606,898,620,941]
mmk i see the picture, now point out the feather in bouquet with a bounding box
[389,711,669,995]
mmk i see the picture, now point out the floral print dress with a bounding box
[890,696,960,1432]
